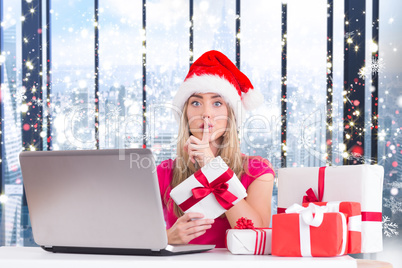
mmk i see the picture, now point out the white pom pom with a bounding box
[242,89,264,110]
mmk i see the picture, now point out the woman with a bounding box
[157,50,275,248]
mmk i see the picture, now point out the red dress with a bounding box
[156,157,275,248]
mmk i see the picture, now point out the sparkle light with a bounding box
[81,29,89,38]
[199,1,209,12]
[140,28,146,40]
[78,80,87,89]
[0,195,8,204]
[391,188,399,196]
[26,61,34,70]
[371,41,379,52]
[21,104,29,113]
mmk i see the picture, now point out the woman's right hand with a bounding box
[167,212,214,244]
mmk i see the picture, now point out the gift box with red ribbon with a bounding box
[170,156,247,219]
[302,201,361,254]
[226,217,272,255]
[226,229,272,255]
[272,203,348,257]
[277,165,383,253]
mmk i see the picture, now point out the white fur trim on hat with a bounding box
[242,87,265,110]
[172,74,243,124]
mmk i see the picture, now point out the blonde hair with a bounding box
[166,100,272,218]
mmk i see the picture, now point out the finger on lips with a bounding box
[202,118,210,142]
[186,119,212,164]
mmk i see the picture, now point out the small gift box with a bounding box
[302,202,361,254]
[226,217,272,255]
[272,203,348,257]
[277,165,383,253]
[170,156,247,219]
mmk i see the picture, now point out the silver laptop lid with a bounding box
[19,148,168,250]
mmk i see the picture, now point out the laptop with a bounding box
[19,148,215,255]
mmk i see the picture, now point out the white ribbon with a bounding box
[326,201,362,234]
[326,201,341,212]
[348,215,362,232]
[286,203,327,227]
[285,203,348,256]
[339,212,347,256]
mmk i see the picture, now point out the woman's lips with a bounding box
[200,123,213,129]
[200,123,213,132]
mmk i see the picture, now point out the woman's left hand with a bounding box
[184,118,215,168]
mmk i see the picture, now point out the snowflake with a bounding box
[73,112,85,122]
[72,109,94,122]
[383,196,402,214]
[87,109,95,117]
[14,90,27,103]
[107,105,122,118]
[369,58,385,75]
[389,181,402,189]
[345,31,355,39]
[358,67,367,80]
[31,98,44,107]
[125,133,149,144]
[383,216,399,237]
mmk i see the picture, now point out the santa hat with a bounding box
[172,50,264,126]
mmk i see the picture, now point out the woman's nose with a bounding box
[201,105,212,119]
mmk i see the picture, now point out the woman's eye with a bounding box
[214,101,222,107]
[191,101,200,106]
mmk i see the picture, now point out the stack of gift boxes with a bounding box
[170,156,384,257]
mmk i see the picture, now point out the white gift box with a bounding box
[170,156,247,219]
[277,164,384,253]
[226,229,272,255]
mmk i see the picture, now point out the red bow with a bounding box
[235,217,255,229]
[302,166,326,204]
[232,217,268,255]
[179,168,238,211]
[303,188,319,203]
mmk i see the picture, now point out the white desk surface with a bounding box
[0,247,358,268]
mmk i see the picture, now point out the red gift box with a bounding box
[272,203,348,257]
[277,165,383,253]
[302,201,361,254]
